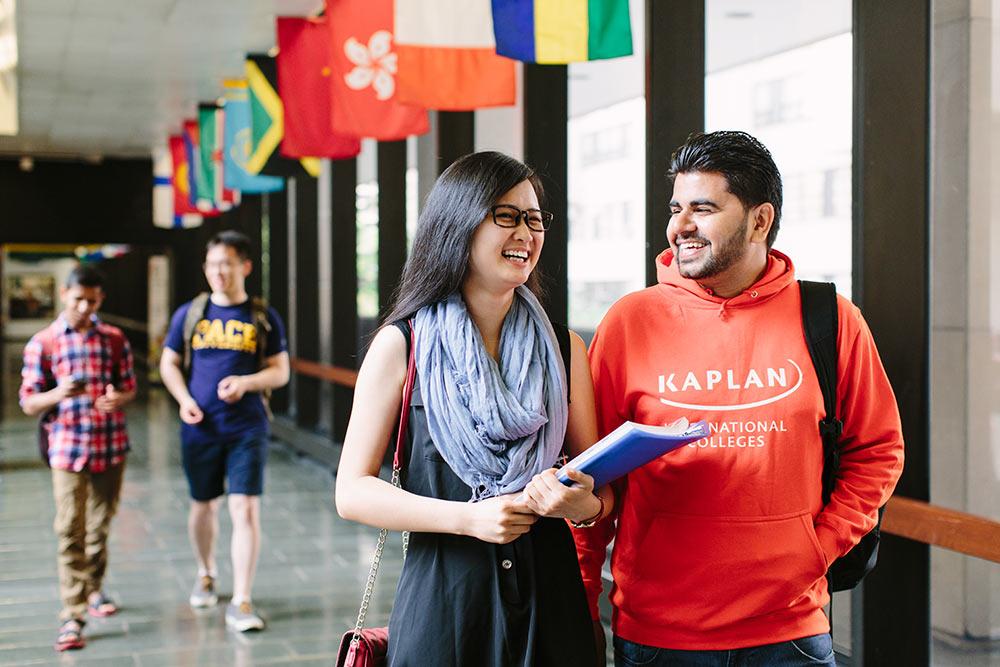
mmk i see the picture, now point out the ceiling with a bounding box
[2,0,851,161]
[0,0,321,160]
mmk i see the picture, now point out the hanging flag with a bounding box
[222,79,285,193]
[182,119,223,216]
[394,0,515,110]
[326,0,429,140]
[491,0,632,64]
[276,17,362,160]
[198,104,240,211]
[245,54,284,175]
[152,144,174,229]
[245,53,327,176]
[168,135,204,228]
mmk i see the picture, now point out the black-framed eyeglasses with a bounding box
[490,204,554,232]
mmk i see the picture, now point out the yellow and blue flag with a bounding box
[492,0,632,64]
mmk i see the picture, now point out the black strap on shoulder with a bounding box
[551,322,572,402]
[391,319,412,359]
[799,280,842,505]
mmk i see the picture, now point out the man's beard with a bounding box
[675,216,750,280]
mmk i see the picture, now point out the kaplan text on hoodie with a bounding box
[573,249,904,650]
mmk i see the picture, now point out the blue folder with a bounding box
[556,420,710,488]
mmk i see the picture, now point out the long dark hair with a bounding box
[380,151,545,326]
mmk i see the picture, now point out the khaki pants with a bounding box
[51,463,126,621]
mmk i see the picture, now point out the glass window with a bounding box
[706,0,853,298]
[356,139,378,322]
[567,0,646,341]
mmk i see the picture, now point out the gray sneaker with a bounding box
[189,575,218,608]
[225,601,264,632]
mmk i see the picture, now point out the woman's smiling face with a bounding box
[465,179,545,294]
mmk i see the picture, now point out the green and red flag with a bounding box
[198,103,240,211]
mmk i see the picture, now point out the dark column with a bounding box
[266,189,290,414]
[377,141,407,317]
[437,111,475,173]
[523,65,569,324]
[236,194,265,299]
[293,175,321,430]
[853,1,931,664]
[331,158,359,441]
[0,249,4,418]
[645,0,704,287]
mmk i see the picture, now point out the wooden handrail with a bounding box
[288,356,1000,564]
[882,496,1000,564]
[290,357,358,388]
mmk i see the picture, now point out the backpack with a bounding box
[35,324,125,466]
[799,280,884,592]
[181,292,274,416]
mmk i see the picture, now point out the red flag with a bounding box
[168,135,204,227]
[276,17,362,159]
[325,0,429,140]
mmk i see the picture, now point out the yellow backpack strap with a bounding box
[182,292,210,376]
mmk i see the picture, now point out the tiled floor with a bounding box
[0,380,402,666]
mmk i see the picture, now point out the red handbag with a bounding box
[336,323,416,667]
[336,626,388,667]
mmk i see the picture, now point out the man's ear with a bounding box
[750,203,775,243]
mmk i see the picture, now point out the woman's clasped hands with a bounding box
[522,468,601,525]
[463,468,600,544]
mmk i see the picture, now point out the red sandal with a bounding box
[55,619,86,651]
[87,591,118,618]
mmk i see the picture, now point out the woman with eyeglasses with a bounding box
[336,151,612,666]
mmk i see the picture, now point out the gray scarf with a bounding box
[414,286,568,501]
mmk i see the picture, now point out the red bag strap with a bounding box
[349,320,415,649]
[392,320,416,471]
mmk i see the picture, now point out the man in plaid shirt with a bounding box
[19,265,136,652]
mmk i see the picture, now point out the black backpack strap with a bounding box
[799,280,842,505]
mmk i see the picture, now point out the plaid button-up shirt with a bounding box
[19,316,136,472]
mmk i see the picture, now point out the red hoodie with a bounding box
[574,249,904,650]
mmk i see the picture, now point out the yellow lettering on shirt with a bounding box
[191,318,259,353]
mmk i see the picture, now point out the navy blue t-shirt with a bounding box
[164,298,288,444]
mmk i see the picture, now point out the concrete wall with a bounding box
[930,0,1000,640]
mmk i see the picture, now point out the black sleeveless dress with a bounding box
[386,322,596,667]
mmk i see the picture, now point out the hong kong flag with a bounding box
[325,0,429,140]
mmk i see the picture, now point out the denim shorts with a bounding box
[181,432,268,501]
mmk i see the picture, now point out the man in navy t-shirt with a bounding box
[160,230,289,632]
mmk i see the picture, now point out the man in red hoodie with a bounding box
[575,131,904,666]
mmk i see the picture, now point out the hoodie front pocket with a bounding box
[614,510,828,632]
